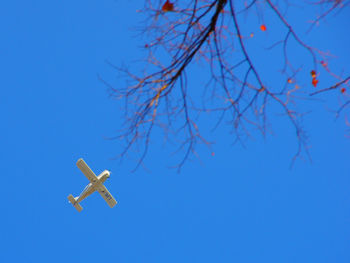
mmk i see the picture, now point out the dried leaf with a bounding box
[162,1,174,12]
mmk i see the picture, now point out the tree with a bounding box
[102,0,350,171]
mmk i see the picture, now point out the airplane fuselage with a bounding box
[75,170,110,203]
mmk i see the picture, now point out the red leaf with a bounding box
[162,0,174,12]
[260,24,266,31]
[312,78,319,87]
[341,88,346,94]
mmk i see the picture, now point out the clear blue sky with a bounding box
[1,1,349,262]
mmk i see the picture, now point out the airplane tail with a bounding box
[68,194,83,212]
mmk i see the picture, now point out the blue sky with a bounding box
[1,1,350,262]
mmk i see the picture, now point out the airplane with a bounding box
[68,158,117,212]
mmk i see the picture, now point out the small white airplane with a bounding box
[68,158,117,212]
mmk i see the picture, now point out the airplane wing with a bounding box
[97,185,117,208]
[76,158,98,183]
